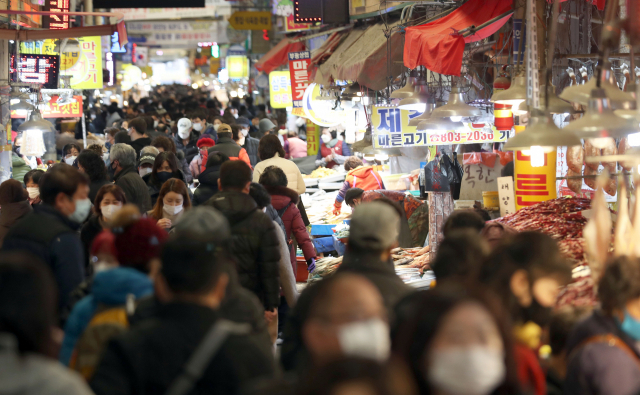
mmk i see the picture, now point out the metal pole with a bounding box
[545,0,560,110]
[81,109,87,148]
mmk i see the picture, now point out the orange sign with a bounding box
[285,14,311,32]
[513,125,557,210]
[11,96,83,118]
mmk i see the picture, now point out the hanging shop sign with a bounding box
[10,54,59,89]
[269,71,292,109]
[513,125,557,210]
[19,39,57,54]
[302,83,349,127]
[113,7,229,21]
[288,51,310,115]
[105,52,115,86]
[60,36,103,89]
[11,96,82,118]
[126,20,225,33]
[372,105,508,148]
[110,32,127,53]
[226,56,249,79]
[285,14,312,32]
[228,11,272,30]
[43,0,70,29]
[142,31,227,47]
[307,119,320,155]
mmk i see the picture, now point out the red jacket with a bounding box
[336,166,385,204]
[265,185,315,275]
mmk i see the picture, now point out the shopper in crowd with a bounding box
[139,145,160,159]
[287,130,308,159]
[204,160,280,336]
[77,150,110,203]
[236,116,260,167]
[12,144,31,182]
[24,169,44,206]
[393,286,520,395]
[80,184,126,269]
[151,134,193,183]
[442,209,486,237]
[480,232,571,395]
[345,188,429,247]
[281,273,389,376]
[143,151,187,206]
[565,256,640,395]
[3,164,89,310]
[89,233,276,395]
[113,130,131,145]
[104,127,119,151]
[0,252,93,395]
[546,306,592,395]
[189,136,216,178]
[110,143,152,213]
[333,156,384,216]
[190,109,217,141]
[336,201,411,309]
[253,134,306,196]
[481,222,517,250]
[259,166,315,276]
[248,182,297,311]
[126,117,152,158]
[175,118,200,164]
[430,229,490,285]
[62,143,82,165]
[137,151,157,179]
[0,179,31,246]
[209,123,252,167]
[62,208,167,377]
[316,128,351,169]
[148,178,191,231]
[257,118,276,139]
[192,152,228,206]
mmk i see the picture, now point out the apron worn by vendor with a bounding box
[320,140,344,169]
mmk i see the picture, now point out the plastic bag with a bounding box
[423,156,450,192]
[440,153,463,199]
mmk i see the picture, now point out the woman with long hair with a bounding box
[77,150,110,203]
[142,152,187,206]
[148,178,191,230]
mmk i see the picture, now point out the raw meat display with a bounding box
[600,138,618,174]
[566,169,583,194]
[584,140,600,170]
[618,137,633,171]
[604,176,617,196]
[584,166,597,189]
[567,144,584,173]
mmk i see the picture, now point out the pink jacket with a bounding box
[288,137,308,158]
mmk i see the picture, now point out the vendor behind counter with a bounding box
[333,156,385,215]
[315,129,351,169]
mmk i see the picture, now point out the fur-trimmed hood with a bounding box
[263,185,299,205]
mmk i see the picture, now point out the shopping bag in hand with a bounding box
[423,157,450,192]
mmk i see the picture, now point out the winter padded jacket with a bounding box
[336,165,385,204]
[192,164,221,206]
[0,200,31,246]
[243,136,260,168]
[208,136,251,168]
[113,165,152,213]
[205,191,281,310]
[174,133,200,164]
[253,153,306,196]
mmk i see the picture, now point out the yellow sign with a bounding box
[513,125,557,210]
[269,71,292,109]
[307,119,319,155]
[210,58,220,75]
[226,56,249,79]
[228,11,272,30]
[60,36,103,89]
[20,39,80,69]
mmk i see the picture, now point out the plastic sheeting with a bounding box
[255,37,305,74]
[404,0,512,76]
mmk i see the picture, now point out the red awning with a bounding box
[404,0,512,76]
[255,37,305,74]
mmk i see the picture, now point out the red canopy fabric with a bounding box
[255,37,305,74]
[404,0,512,76]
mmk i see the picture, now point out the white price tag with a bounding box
[497,176,516,216]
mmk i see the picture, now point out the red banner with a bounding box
[11,96,83,118]
[288,51,310,112]
[285,14,311,32]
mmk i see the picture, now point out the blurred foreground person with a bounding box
[0,252,92,395]
[393,286,519,395]
[90,234,276,395]
[110,144,152,213]
[442,210,485,237]
[430,229,489,285]
[0,179,31,246]
[564,256,640,395]
[480,232,571,395]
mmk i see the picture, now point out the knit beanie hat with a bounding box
[113,218,168,268]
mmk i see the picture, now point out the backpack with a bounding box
[69,294,136,380]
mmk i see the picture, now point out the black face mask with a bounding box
[108,160,118,179]
[523,297,553,327]
[156,171,173,183]
[13,146,20,156]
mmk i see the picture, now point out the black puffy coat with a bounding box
[174,134,200,164]
[142,170,192,208]
[205,191,281,310]
[192,165,221,206]
[113,165,152,213]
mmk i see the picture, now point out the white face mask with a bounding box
[65,155,77,165]
[101,204,122,220]
[26,187,39,199]
[154,120,159,128]
[139,167,152,177]
[337,318,390,362]
[321,134,331,144]
[428,347,505,395]
[163,203,183,216]
[93,261,117,273]
[233,113,239,119]
[178,129,190,139]
[241,128,249,137]
[213,124,220,131]
[69,198,92,223]
[193,122,203,132]
[238,136,246,146]
[90,114,96,120]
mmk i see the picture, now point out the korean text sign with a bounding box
[11,54,59,89]
[288,51,310,110]
[269,71,292,109]
[513,125,557,210]
[11,96,83,118]
[61,37,103,89]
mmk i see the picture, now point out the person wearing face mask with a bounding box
[315,129,351,169]
[190,110,218,142]
[23,169,44,207]
[393,286,520,395]
[236,116,260,167]
[11,140,32,183]
[80,185,126,271]
[188,137,215,179]
[174,118,200,164]
[138,153,157,179]
[62,143,82,166]
[479,232,572,395]
[110,144,152,213]
[208,123,252,168]
[125,118,152,159]
[564,256,640,395]
[143,152,191,207]
[147,178,191,230]
[60,207,167,370]
[0,179,31,246]
[3,164,90,311]
[77,150,111,204]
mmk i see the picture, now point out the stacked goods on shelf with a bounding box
[303,167,338,179]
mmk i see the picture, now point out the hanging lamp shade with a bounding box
[491,76,527,106]
[515,85,575,115]
[10,97,34,112]
[431,86,482,120]
[503,110,581,151]
[390,78,416,99]
[563,88,638,145]
[361,145,403,157]
[408,101,436,126]
[559,64,635,109]
[352,127,373,153]
[18,109,53,133]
